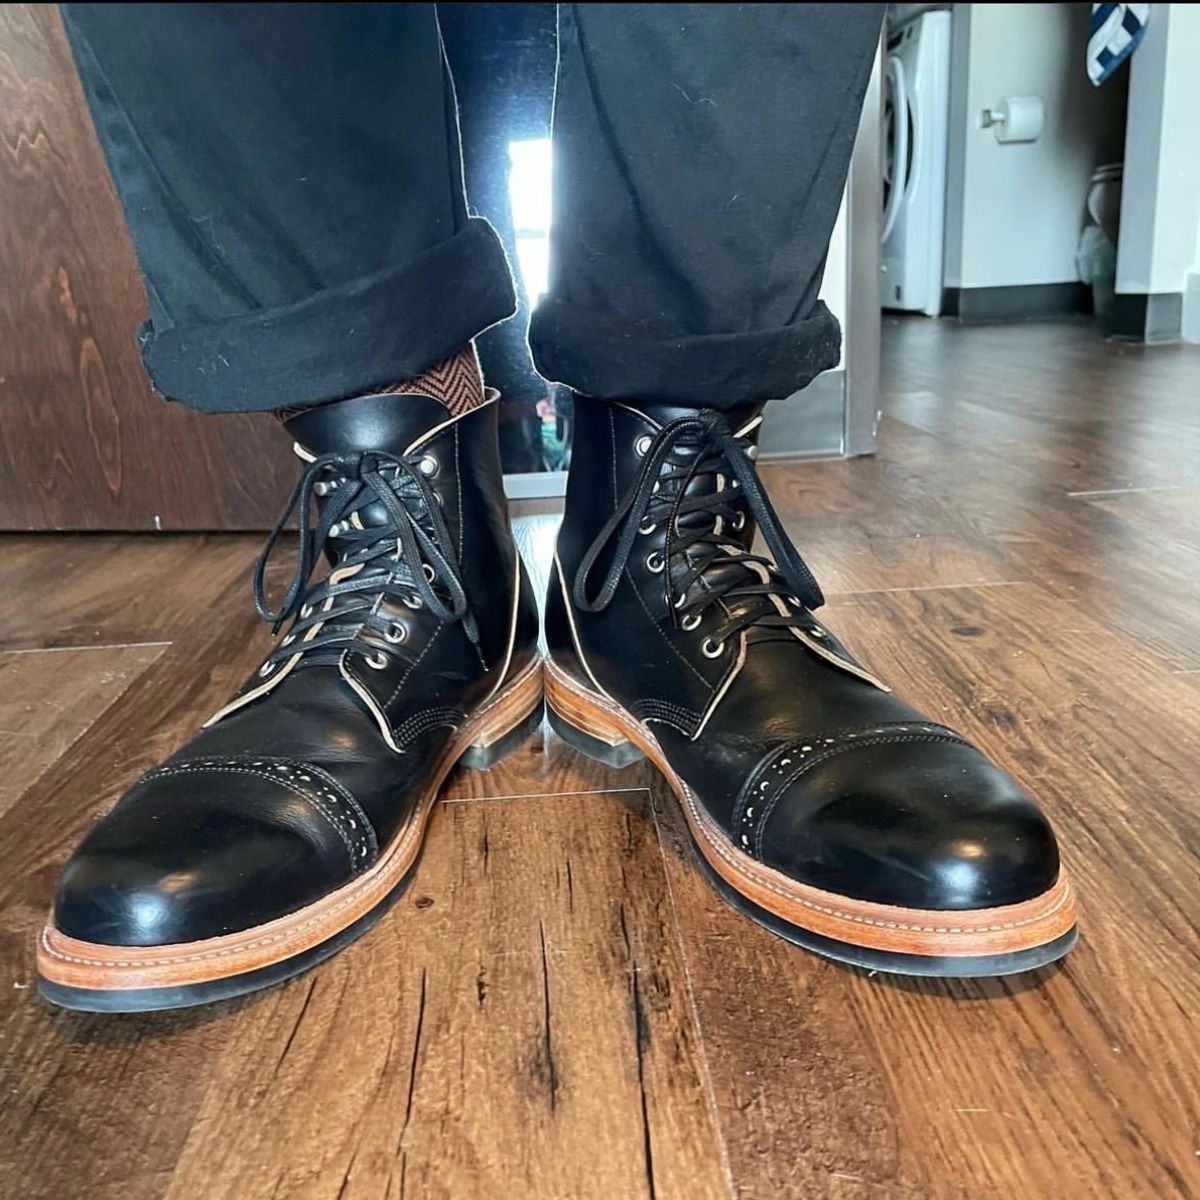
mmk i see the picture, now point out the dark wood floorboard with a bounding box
[0,617,727,1200]
[2,319,1199,1199]
[656,580,1200,1198]
[0,534,261,651]
[0,643,164,819]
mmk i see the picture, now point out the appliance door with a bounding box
[881,52,913,248]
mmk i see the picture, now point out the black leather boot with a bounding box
[546,397,1076,977]
[38,392,541,1011]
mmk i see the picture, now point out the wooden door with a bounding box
[0,4,296,531]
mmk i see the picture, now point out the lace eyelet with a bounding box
[638,519,657,536]
[701,637,725,659]
[634,435,653,457]
[645,551,665,574]
[418,454,439,478]
[809,627,825,639]
[422,563,437,583]
[403,594,423,609]
[384,623,408,645]
[787,596,801,608]
[673,592,688,609]
[731,512,746,532]
[681,613,702,632]
[366,650,388,670]
[259,661,276,677]
[313,479,339,497]
[281,633,295,646]
[300,603,314,619]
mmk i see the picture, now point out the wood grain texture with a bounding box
[2,318,1200,1198]
[766,321,1200,671]
[0,643,164,817]
[767,427,1200,672]
[0,618,727,1199]
[652,580,1200,1199]
[0,5,298,531]
[154,790,728,1200]
[882,318,1200,494]
[1,536,727,1200]
[0,533,269,650]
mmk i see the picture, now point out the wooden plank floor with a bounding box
[2,318,1199,1199]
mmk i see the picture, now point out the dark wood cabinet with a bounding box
[0,4,296,531]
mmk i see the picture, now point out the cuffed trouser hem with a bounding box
[527,296,842,410]
[140,218,516,414]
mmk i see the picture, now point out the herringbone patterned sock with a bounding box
[276,344,486,424]
[365,343,484,414]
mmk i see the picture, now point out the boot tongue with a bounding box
[283,391,451,458]
[636,398,766,536]
[636,400,765,537]
[262,394,464,677]
[283,392,452,576]
[636,401,765,440]
[635,402,786,632]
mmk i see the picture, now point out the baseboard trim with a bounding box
[1108,292,1183,344]
[941,283,1091,322]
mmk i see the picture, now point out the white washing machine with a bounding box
[881,9,951,316]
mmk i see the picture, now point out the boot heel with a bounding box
[545,666,646,769]
[458,701,544,770]
[457,660,545,771]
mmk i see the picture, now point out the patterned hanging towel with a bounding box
[1088,3,1150,85]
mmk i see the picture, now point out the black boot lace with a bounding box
[252,450,479,673]
[573,412,825,652]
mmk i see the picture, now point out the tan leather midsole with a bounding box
[37,658,545,993]
[545,659,1076,958]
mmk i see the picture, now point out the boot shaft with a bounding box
[550,396,768,724]
[549,393,886,740]
[557,397,765,576]
[284,391,533,664]
[218,391,540,741]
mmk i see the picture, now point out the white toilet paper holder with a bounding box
[980,96,1045,144]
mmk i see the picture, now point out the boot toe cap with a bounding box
[753,738,1060,911]
[53,759,373,947]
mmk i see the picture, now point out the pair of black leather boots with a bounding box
[37,391,1076,1011]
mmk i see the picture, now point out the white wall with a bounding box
[819,194,848,337]
[1115,3,1200,338]
[944,3,1127,290]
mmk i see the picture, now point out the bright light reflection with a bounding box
[508,138,553,304]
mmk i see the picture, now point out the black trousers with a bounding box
[61,3,883,415]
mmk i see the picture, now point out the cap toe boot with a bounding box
[545,396,1075,977]
[38,392,541,1011]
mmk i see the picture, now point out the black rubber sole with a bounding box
[38,701,546,1014]
[548,693,1077,979]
